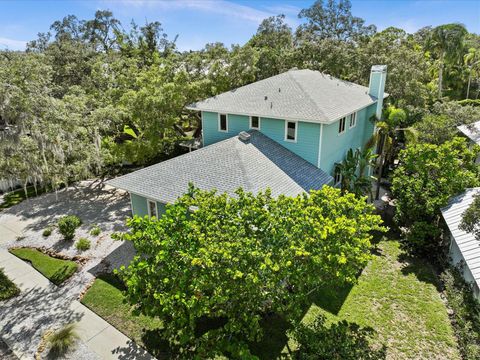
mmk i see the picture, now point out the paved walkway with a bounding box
[0,250,155,360]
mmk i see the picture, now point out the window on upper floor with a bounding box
[285,121,297,142]
[349,112,357,128]
[250,116,260,130]
[338,117,346,134]
[147,199,158,218]
[218,114,228,132]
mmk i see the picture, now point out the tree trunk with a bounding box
[375,135,386,201]
[466,71,472,99]
[438,51,444,98]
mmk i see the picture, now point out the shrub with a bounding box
[0,268,20,300]
[440,268,480,359]
[89,225,101,236]
[42,226,53,237]
[290,315,386,360]
[47,323,79,356]
[57,215,82,241]
[75,238,91,251]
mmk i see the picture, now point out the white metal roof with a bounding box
[458,120,480,145]
[186,69,387,124]
[441,188,480,290]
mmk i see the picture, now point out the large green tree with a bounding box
[391,137,479,254]
[117,185,385,356]
[427,24,468,98]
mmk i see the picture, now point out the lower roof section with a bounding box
[107,130,333,204]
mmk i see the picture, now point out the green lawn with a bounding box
[9,248,78,285]
[0,268,20,300]
[0,186,47,210]
[293,240,460,360]
[81,240,460,359]
[81,274,167,358]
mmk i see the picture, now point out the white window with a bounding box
[349,112,357,128]
[338,117,346,134]
[285,121,297,142]
[250,116,260,130]
[218,114,228,132]
[147,199,158,218]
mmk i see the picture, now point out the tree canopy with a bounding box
[116,185,385,356]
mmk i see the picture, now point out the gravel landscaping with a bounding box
[0,180,135,299]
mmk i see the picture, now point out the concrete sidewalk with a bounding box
[0,250,155,360]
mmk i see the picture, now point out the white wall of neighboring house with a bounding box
[449,234,480,299]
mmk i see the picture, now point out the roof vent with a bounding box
[238,131,251,142]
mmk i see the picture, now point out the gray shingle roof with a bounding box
[186,69,385,124]
[441,188,480,291]
[458,120,480,145]
[107,131,332,204]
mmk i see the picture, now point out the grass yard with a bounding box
[0,186,47,210]
[0,268,20,300]
[9,248,78,285]
[81,274,167,358]
[295,240,460,360]
[81,240,460,359]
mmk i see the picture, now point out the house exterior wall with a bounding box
[449,234,480,300]
[202,104,376,174]
[130,193,166,218]
[202,111,321,166]
[315,103,376,175]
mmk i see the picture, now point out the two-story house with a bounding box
[108,66,387,217]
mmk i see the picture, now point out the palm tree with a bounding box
[367,106,413,200]
[335,147,377,198]
[427,24,467,98]
[464,47,479,99]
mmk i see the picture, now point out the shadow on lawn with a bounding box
[398,252,442,291]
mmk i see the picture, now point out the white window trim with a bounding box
[147,199,158,218]
[338,117,346,136]
[284,120,298,143]
[218,113,228,133]
[249,115,261,130]
[349,112,357,129]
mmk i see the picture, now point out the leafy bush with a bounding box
[441,268,480,359]
[89,225,101,236]
[0,268,20,300]
[47,323,79,356]
[42,226,53,237]
[57,215,82,241]
[290,315,386,359]
[75,238,91,251]
[392,138,479,255]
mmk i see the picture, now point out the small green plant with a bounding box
[90,225,101,236]
[43,226,53,237]
[57,215,82,241]
[47,323,79,356]
[75,238,91,251]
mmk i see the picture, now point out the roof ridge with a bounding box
[287,70,328,121]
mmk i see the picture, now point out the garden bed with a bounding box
[0,268,20,300]
[9,248,78,285]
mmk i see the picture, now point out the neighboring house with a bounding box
[441,188,480,300]
[458,120,480,163]
[107,66,388,217]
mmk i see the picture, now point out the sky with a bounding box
[0,0,478,51]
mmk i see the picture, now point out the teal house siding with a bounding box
[202,112,249,146]
[319,103,377,175]
[202,111,321,166]
[130,193,166,217]
[260,118,320,166]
